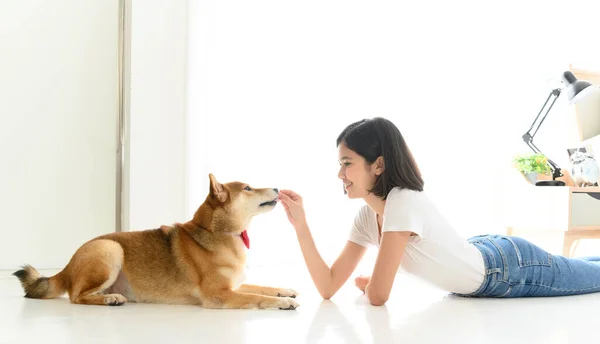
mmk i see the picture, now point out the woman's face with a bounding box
[337,143,379,199]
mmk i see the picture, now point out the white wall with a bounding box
[186,0,600,268]
[4,0,593,270]
[0,0,120,269]
[125,0,188,231]
[0,0,190,270]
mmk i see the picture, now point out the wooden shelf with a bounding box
[570,226,600,231]
[570,187,600,193]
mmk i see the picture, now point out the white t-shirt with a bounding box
[348,187,485,295]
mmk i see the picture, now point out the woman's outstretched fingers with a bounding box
[280,189,301,201]
[279,192,292,204]
[278,190,306,227]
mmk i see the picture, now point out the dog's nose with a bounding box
[273,188,279,193]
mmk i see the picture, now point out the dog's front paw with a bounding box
[104,294,127,306]
[276,288,299,298]
[277,297,299,310]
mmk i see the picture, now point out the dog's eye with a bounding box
[244,186,252,191]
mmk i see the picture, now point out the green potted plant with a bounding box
[512,153,552,184]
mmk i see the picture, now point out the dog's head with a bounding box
[200,173,279,232]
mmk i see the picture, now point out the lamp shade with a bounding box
[562,71,595,104]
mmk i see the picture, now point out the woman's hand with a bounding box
[279,189,307,229]
[355,275,371,293]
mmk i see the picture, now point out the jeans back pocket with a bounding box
[503,236,552,267]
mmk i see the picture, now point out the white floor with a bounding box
[3,265,600,344]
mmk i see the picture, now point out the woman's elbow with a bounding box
[318,285,335,299]
[368,295,388,306]
[367,289,388,306]
[320,290,335,300]
[319,281,340,299]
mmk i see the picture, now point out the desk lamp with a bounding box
[522,71,596,186]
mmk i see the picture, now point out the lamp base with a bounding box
[535,180,566,186]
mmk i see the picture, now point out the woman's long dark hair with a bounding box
[336,117,424,199]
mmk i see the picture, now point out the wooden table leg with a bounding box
[563,233,577,257]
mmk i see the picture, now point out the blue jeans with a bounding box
[456,234,600,298]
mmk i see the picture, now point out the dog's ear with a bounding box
[209,173,228,203]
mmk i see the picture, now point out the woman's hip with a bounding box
[455,234,597,298]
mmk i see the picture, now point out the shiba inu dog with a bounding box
[13,174,299,310]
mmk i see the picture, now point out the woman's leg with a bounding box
[493,236,600,297]
[577,256,600,262]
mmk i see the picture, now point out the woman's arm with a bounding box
[295,223,367,299]
[279,190,367,299]
[365,231,411,306]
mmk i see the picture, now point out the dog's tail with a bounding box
[13,265,66,299]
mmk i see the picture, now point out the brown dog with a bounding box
[13,174,299,310]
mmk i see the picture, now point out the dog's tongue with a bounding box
[240,230,250,249]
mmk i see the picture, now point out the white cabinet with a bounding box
[503,183,600,257]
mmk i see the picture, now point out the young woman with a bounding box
[279,117,600,306]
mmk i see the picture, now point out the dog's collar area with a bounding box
[203,227,249,249]
[223,230,250,249]
[240,230,250,249]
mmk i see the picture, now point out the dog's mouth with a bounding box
[259,197,278,207]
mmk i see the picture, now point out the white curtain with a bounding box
[185,0,600,268]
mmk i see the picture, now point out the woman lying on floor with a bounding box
[279,117,600,305]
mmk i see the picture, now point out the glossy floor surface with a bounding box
[2,266,600,344]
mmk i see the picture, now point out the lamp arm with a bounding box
[521,88,564,180]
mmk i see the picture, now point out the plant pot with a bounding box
[524,172,538,184]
